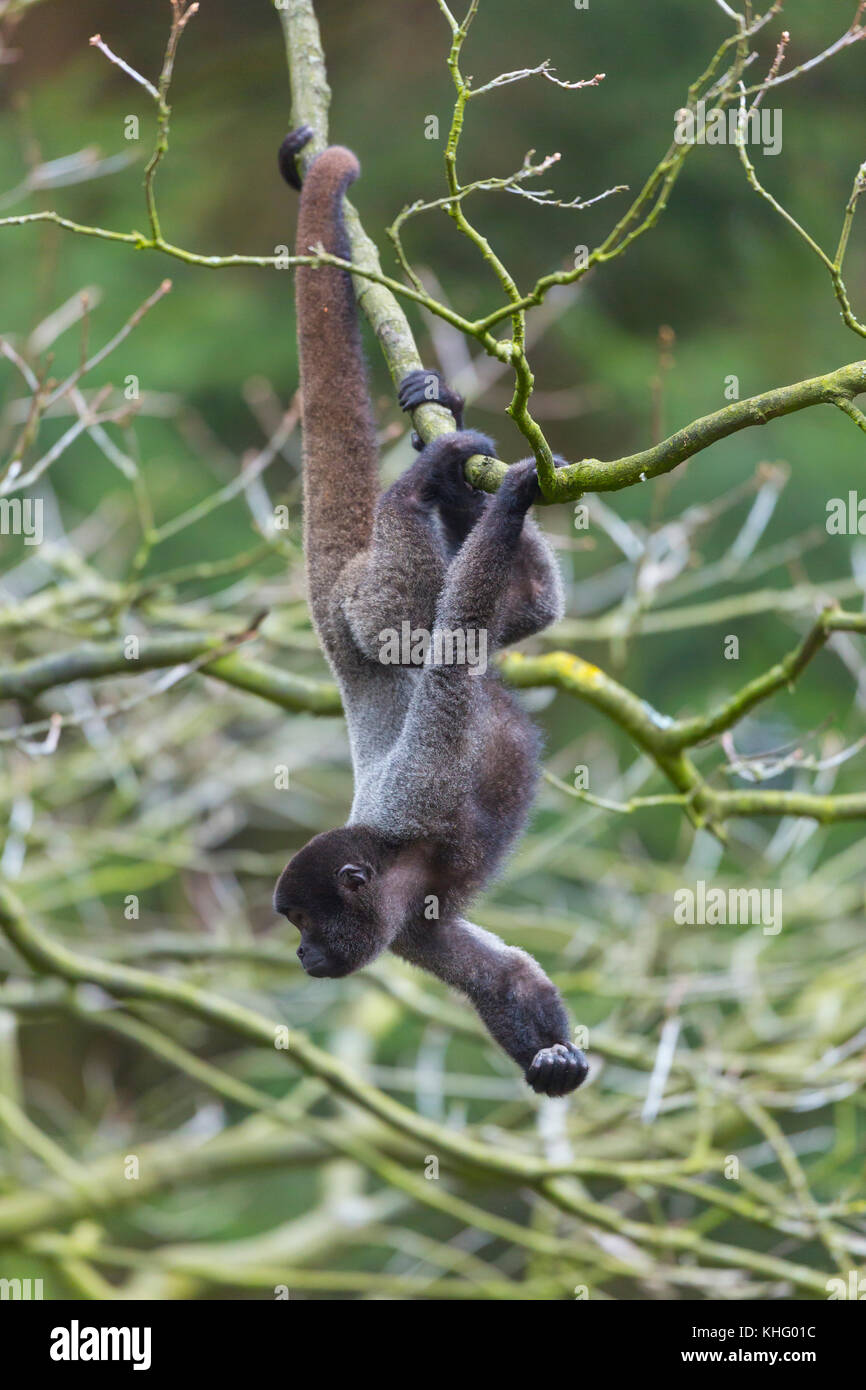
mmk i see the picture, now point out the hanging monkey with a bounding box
[273,128,588,1097]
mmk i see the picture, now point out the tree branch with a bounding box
[555,360,866,497]
[6,613,864,825]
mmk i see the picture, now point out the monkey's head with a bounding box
[273,827,423,978]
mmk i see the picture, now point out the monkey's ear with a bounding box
[337,863,371,891]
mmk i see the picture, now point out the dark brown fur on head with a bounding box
[273,826,424,978]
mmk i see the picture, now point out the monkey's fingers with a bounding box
[526,1042,589,1097]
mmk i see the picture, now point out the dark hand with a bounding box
[526,1042,589,1097]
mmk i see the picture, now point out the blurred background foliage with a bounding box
[0,0,864,1300]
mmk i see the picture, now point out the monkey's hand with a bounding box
[526,1042,589,1097]
[399,369,466,449]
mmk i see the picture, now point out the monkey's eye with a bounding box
[337,863,370,891]
[279,904,310,933]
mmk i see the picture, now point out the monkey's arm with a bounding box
[339,421,503,661]
[432,445,542,630]
[493,514,565,648]
[391,917,588,1096]
[282,132,379,645]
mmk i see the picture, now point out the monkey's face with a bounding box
[273,828,396,978]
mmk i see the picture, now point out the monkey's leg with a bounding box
[391,917,588,1096]
[494,515,565,647]
[339,465,448,659]
[381,450,542,778]
[401,402,564,643]
[434,452,543,634]
[399,373,490,551]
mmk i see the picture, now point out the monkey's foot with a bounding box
[526,1042,588,1097]
[399,368,465,434]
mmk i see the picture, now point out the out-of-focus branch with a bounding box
[0,883,715,1189]
[0,1109,329,1242]
[4,609,866,824]
[0,889,853,1295]
[2,1,865,504]
[0,631,342,715]
[661,608,866,750]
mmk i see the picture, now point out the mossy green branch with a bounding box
[5,3,866,503]
[556,360,866,497]
[500,650,701,791]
